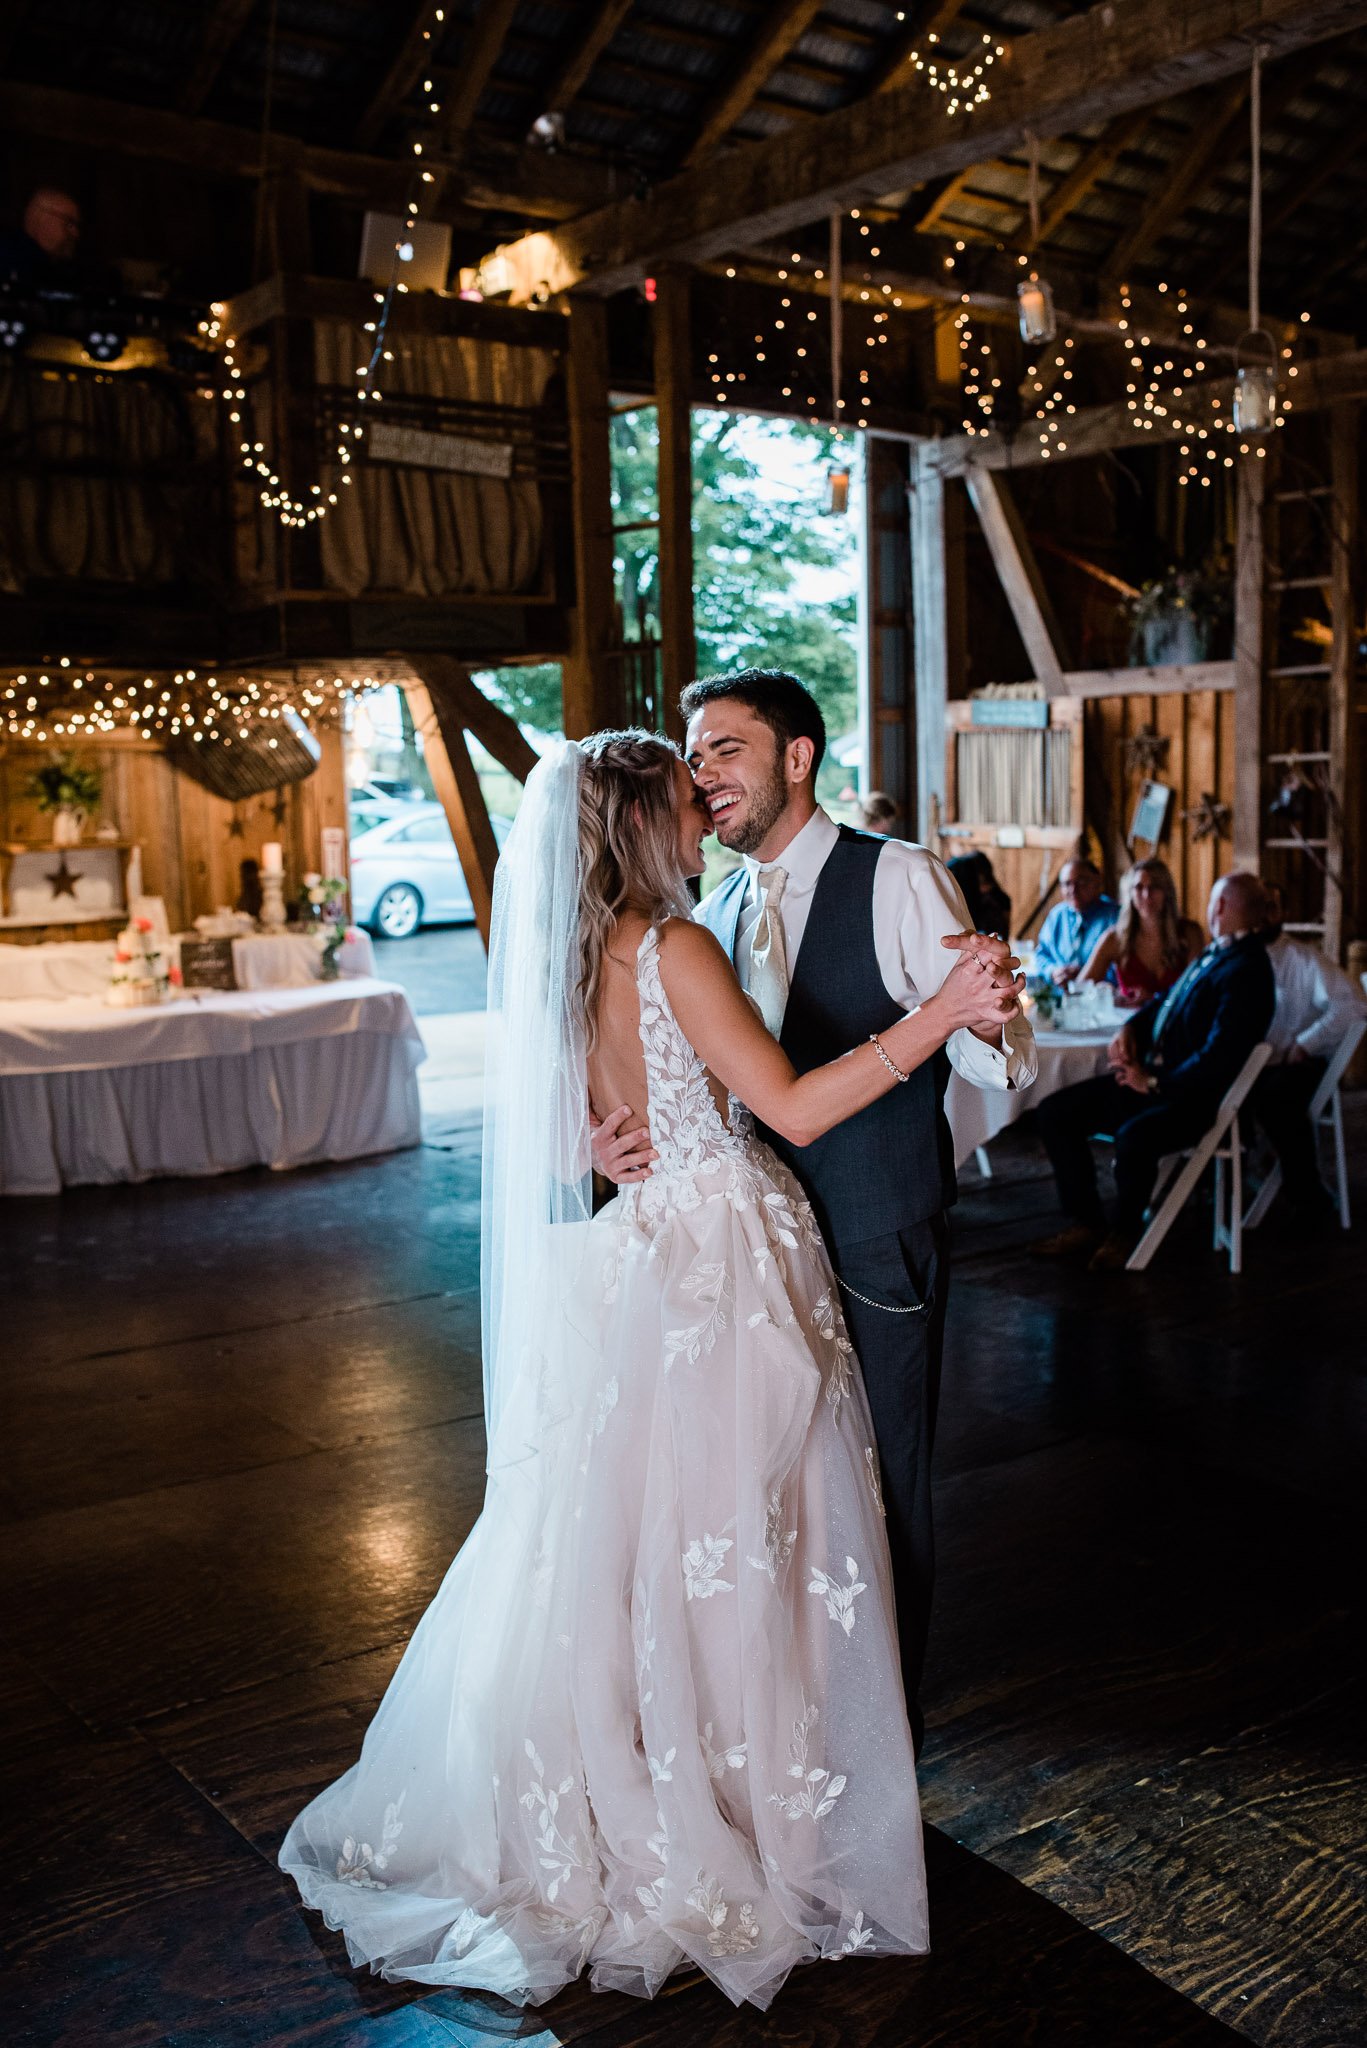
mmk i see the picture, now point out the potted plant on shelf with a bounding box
[1125,555,1232,667]
[26,753,104,847]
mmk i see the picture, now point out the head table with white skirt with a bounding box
[0,974,423,1196]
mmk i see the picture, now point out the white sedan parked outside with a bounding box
[349,803,511,939]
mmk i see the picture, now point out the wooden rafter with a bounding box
[356,2,441,150]
[913,167,979,237]
[179,0,257,114]
[438,0,520,159]
[0,82,618,224]
[683,0,827,167]
[868,0,973,97]
[1207,117,1367,293]
[541,0,637,116]
[484,0,1367,300]
[1027,109,1149,249]
[1102,75,1250,282]
[1105,47,1330,283]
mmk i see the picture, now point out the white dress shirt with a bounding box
[1264,932,1367,1062]
[733,807,1037,1092]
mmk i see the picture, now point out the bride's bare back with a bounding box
[586,911,731,1133]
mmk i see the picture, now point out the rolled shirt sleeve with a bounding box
[873,841,1037,1092]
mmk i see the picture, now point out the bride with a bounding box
[279,731,1017,2010]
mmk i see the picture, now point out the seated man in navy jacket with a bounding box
[1032,871,1275,1271]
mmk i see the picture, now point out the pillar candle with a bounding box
[261,841,284,875]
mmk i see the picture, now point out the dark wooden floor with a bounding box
[3,1103,1362,2048]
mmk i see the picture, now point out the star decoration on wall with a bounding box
[1181,792,1231,842]
[226,807,246,839]
[1124,724,1171,778]
[270,790,288,826]
[46,856,80,899]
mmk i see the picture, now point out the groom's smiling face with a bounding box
[685,700,792,857]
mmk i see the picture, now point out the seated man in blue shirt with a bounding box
[1034,858,1118,986]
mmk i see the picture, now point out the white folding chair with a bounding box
[1125,1043,1273,1275]
[1242,1017,1366,1232]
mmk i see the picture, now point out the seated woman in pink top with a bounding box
[1079,857,1203,1008]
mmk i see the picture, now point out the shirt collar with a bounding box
[740,805,838,891]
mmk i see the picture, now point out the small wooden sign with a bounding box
[179,937,238,990]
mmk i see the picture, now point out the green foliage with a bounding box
[479,411,859,744]
[27,752,103,814]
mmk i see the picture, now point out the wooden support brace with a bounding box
[1232,455,1267,872]
[908,447,948,841]
[963,469,1069,686]
[654,266,695,740]
[563,300,622,740]
[401,674,501,948]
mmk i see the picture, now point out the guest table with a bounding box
[946,1025,1116,1171]
[0,976,424,1196]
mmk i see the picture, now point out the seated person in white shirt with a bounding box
[1253,884,1367,1223]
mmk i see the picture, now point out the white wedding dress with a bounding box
[279,923,928,2010]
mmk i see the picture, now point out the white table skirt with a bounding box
[0,927,376,1002]
[947,1027,1115,1169]
[0,978,424,1195]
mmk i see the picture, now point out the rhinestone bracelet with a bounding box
[868,1031,910,1085]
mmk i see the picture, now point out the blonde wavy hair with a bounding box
[576,729,694,1051]
[1114,856,1185,969]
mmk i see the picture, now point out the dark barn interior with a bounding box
[2,1,1365,2044]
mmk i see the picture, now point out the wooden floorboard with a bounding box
[2,1102,1362,2046]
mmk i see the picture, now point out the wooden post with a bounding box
[654,265,695,741]
[563,300,620,740]
[401,674,500,947]
[863,434,914,829]
[908,445,948,843]
[963,468,1069,686]
[1232,454,1267,872]
[1327,402,1358,957]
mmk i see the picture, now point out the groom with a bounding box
[597,670,1036,1745]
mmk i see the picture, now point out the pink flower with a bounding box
[115,950,131,963]
[134,916,154,933]
[168,965,183,985]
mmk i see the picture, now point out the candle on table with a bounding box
[261,842,284,875]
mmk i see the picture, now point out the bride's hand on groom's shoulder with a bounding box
[589,1104,657,1185]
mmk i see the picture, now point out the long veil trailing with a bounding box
[480,739,593,1461]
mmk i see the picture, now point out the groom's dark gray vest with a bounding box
[698,825,955,1253]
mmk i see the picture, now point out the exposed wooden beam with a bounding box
[1232,453,1267,873]
[0,81,618,224]
[562,301,622,740]
[869,0,973,97]
[402,671,502,948]
[485,0,1367,300]
[439,666,540,782]
[1102,75,1250,283]
[963,470,1068,687]
[683,0,827,166]
[680,0,827,166]
[542,0,637,116]
[908,446,949,840]
[439,0,520,159]
[1207,118,1367,292]
[918,345,1367,478]
[913,167,979,238]
[1029,110,1149,249]
[1051,660,1235,699]
[356,2,441,150]
[179,0,257,115]
[653,267,695,739]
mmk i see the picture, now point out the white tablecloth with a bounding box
[0,977,424,1195]
[0,927,376,1002]
[947,1027,1115,1169]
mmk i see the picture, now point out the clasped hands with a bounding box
[590,931,1024,1184]
[1106,1022,1151,1095]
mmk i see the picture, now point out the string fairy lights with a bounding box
[209,6,449,530]
[1,664,386,745]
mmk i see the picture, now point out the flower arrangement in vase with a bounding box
[1124,553,1232,667]
[300,873,349,979]
[27,753,104,848]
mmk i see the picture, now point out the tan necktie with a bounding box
[740,865,789,1036]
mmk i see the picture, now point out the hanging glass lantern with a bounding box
[1233,329,1278,434]
[1017,274,1056,346]
[825,465,851,516]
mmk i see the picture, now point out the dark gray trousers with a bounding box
[831,1211,950,1749]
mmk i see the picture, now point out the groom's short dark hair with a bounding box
[680,669,826,775]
